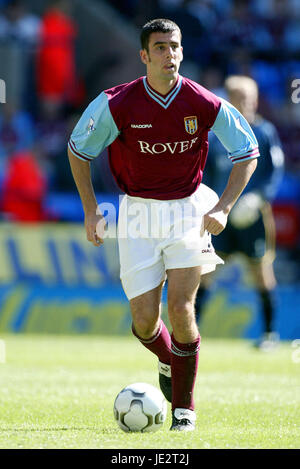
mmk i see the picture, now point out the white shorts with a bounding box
[118,184,224,300]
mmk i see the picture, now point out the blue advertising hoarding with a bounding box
[0,222,299,338]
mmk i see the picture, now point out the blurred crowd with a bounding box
[0,0,299,229]
[0,0,86,222]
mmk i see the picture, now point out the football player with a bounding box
[68,19,259,431]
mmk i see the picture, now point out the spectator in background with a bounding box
[0,0,41,47]
[35,99,69,189]
[36,0,84,112]
[213,0,273,52]
[195,75,285,350]
[0,144,49,222]
[0,102,35,188]
[0,0,41,113]
[0,102,34,157]
[185,0,218,31]
[250,0,300,52]
[265,0,292,51]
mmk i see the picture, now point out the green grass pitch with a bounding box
[0,334,299,449]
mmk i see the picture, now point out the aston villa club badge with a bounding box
[184,116,198,135]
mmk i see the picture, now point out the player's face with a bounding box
[140,31,183,82]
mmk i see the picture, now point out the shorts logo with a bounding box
[184,116,198,135]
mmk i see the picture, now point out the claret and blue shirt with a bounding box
[68,75,259,200]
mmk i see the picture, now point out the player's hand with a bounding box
[203,209,228,236]
[84,212,106,247]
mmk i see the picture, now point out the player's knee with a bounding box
[168,299,194,323]
[132,315,159,340]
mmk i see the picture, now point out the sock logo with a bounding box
[160,366,169,372]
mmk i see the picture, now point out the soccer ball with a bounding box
[113,382,167,432]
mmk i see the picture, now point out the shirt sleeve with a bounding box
[68,91,120,162]
[211,98,260,164]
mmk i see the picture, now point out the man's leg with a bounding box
[130,281,164,340]
[167,266,202,430]
[249,259,278,349]
[130,282,173,401]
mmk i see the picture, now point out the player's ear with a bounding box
[140,49,149,65]
[179,46,183,62]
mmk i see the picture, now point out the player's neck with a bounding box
[146,74,178,95]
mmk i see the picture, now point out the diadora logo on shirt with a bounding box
[131,124,152,128]
[138,137,198,155]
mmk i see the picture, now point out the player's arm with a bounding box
[68,148,105,247]
[204,158,257,235]
[205,98,260,235]
[67,91,120,245]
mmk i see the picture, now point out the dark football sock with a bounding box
[170,333,201,411]
[132,320,171,365]
[258,289,274,334]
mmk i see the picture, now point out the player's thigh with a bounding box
[236,214,266,258]
[167,266,202,313]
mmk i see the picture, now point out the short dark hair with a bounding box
[140,18,181,51]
